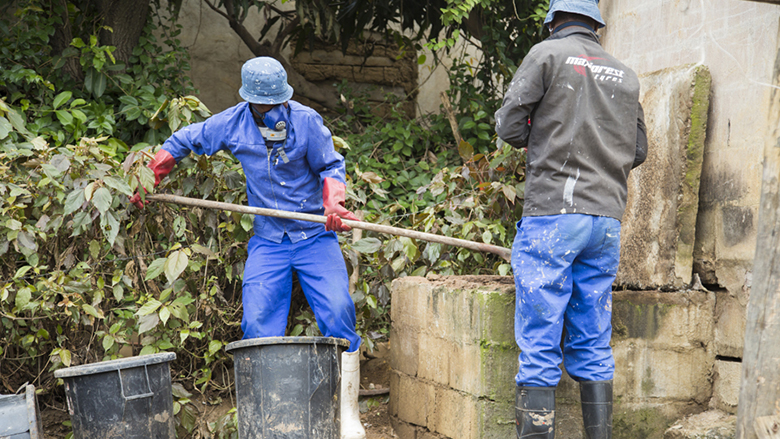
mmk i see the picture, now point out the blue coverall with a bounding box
[162,101,361,352]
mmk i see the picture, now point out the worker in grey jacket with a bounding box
[495,1,647,438]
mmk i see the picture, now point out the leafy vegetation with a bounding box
[1,0,546,437]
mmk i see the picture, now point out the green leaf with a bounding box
[138,313,160,334]
[91,187,112,214]
[191,244,216,259]
[109,322,122,334]
[93,72,107,98]
[498,263,512,276]
[103,335,114,351]
[145,258,167,281]
[136,298,162,316]
[55,110,73,126]
[100,211,120,246]
[15,287,31,309]
[52,91,73,110]
[164,250,189,284]
[64,188,86,216]
[351,237,382,254]
[103,176,133,196]
[159,306,171,326]
[82,304,104,319]
[208,340,222,357]
[290,324,304,336]
[13,265,32,280]
[240,214,254,232]
[60,348,72,367]
[0,117,11,139]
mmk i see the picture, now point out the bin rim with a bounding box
[225,336,350,353]
[53,352,176,379]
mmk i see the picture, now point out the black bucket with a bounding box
[53,352,176,439]
[225,336,349,439]
[0,384,43,439]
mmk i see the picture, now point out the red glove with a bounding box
[129,149,176,209]
[323,177,359,232]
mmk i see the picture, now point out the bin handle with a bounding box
[118,365,155,401]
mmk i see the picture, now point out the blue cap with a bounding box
[239,57,294,105]
[544,0,605,29]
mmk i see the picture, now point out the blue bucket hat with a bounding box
[544,0,606,29]
[239,57,294,105]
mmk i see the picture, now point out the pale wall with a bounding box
[600,0,780,296]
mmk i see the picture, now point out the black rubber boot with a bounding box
[580,380,613,439]
[515,386,555,438]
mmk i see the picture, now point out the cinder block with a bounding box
[432,387,478,439]
[417,334,454,385]
[390,416,418,439]
[613,344,712,403]
[711,360,740,414]
[393,372,436,428]
[713,290,746,359]
[390,325,419,377]
[612,290,715,350]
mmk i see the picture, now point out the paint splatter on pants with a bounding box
[241,232,361,352]
[512,214,620,386]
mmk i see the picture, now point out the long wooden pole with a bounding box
[735,66,780,438]
[145,193,512,261]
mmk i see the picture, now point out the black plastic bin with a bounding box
[225,336,350,439]
[0,384,43,439]
[53,352,176,439]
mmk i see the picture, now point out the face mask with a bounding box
[253,104,289,142]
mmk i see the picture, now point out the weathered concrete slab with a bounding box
[713,289,747,359]
[711,360,741,414]
[617,64,711,289]
[664,410,736,439]
[390,277,719,439]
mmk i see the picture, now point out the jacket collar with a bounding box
[547,25,601,45]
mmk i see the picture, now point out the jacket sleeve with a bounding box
[632,102,648,169]
[161,115,231,162]
[305,111,348,184]
[494,48,547,149]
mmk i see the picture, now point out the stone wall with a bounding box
[389,277,724,439]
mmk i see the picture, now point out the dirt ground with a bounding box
[37,343,395,438]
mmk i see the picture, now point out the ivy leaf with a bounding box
[64,188,86,216]
[91,187,112,214]
[136,298,162,316]
[164,250,189,284]
[145,257,167,281]
[351,237,382,254]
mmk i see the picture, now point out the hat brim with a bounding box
[544,1,606,28]
[239,84,294,105]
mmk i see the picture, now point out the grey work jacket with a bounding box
[495,26,647,221]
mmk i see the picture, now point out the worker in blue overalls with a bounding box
[131,57,366,439]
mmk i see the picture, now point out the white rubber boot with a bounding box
[340,350,366,439]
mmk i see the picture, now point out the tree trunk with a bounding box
[209,0,340,110]
[735,54,780,439]
[96,0,151,68]
[49,0,83,82]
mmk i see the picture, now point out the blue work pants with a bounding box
[512,214,620,386]
[241,232,361,352]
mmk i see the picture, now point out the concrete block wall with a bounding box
[389,275,518,439]
[390,277,722,439]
